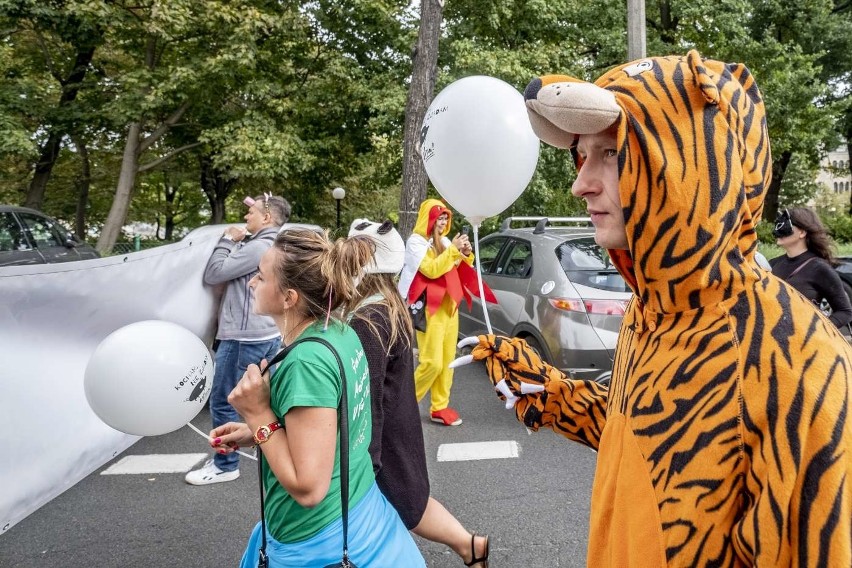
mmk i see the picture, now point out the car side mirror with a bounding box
[65,234,79,248]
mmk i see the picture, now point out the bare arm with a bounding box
[227,361,339,508]
[253,407,338,508]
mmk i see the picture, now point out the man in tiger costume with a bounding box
[458,51,852,566]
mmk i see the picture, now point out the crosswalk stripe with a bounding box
[100,453,208,475]
[436,441,519,462]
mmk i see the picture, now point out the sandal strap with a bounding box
[464,533,489,567]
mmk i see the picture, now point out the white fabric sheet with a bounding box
[0,225,225,535]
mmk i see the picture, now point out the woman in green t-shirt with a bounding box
[210,229,425,567]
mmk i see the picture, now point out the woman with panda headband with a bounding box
[347,218,490,567]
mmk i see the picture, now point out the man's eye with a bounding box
[604,149,617,158]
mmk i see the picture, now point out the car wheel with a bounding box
[593,371,612,387]
[521,334,548,362]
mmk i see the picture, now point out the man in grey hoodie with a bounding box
[186,193,290,485]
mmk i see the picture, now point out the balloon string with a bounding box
[472,224,493,335]
[187,421,258,461]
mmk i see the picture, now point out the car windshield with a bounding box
[555,237,631,293]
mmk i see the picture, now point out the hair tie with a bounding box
[323,288,333,332]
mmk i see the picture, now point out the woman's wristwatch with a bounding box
[253,421,282,445]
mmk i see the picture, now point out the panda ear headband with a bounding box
[773,208,794,238]
[347,218,405,274]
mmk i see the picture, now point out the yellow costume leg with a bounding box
[414,310,444,403]
[414,297,458,413]
[431,303,459,412]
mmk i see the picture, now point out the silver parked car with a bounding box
[458,217,633,382]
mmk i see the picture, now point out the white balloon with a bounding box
[420,76,540,225]
[84,320,213,436]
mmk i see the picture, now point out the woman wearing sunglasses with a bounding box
[770,207,852,331]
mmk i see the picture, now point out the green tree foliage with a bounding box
[0,0,848,246]
[644,0,845,222]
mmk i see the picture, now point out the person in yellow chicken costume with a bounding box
[399,199,495,426]
[454,51,852,566]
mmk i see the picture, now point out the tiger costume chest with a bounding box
[591,276,852,567]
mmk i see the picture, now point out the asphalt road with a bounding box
[0,363,597,568]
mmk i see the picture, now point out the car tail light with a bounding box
[548,298,628,315]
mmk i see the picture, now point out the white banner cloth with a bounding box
[0,226,225,534]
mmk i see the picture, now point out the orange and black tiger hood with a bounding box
[525,51,772,313]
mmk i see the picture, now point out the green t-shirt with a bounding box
[264,322,375,543]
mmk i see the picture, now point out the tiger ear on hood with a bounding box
[687,50,721,105]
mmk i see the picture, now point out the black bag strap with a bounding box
[257,447,269,568]
[787,256,816,279]
[256,336,353,566]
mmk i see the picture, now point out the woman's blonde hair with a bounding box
[347,272,414,351]
[270,229,374,322]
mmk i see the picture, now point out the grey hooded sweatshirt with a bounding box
[203,225,281,341]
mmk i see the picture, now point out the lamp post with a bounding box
[332,187,346,230]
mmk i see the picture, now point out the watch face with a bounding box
[254,421,280,444]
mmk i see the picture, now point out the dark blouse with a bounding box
[350,302,430,529]
[770,251,852,329]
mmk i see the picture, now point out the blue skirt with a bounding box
[239,482,425,567]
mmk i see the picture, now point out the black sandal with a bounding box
[464,533,489,567]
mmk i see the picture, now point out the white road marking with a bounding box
[100,453,208,475]
[436,441,519,462]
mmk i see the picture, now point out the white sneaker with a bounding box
[184,459,240,485]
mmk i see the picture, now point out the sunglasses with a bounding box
[772,208,794,238]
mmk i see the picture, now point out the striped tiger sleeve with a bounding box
[727,287,852,565]
[515,378,609,450]
[733,342,852,566]
[472,334,609,450]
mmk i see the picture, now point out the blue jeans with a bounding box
[210,338,281,471]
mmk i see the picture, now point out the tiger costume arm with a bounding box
[466,335,608,450]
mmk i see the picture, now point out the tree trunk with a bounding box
[398,0,443,238]
[97,122,142,253]
[25,133,63,210]
[847,136,852,215]
[96,37,193,252]
[71,135,91,240]
[844,109,852,214]
[24,45,96,211]
[163,174,177,241]
[764,150,792,223]
[200,154,235,225]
